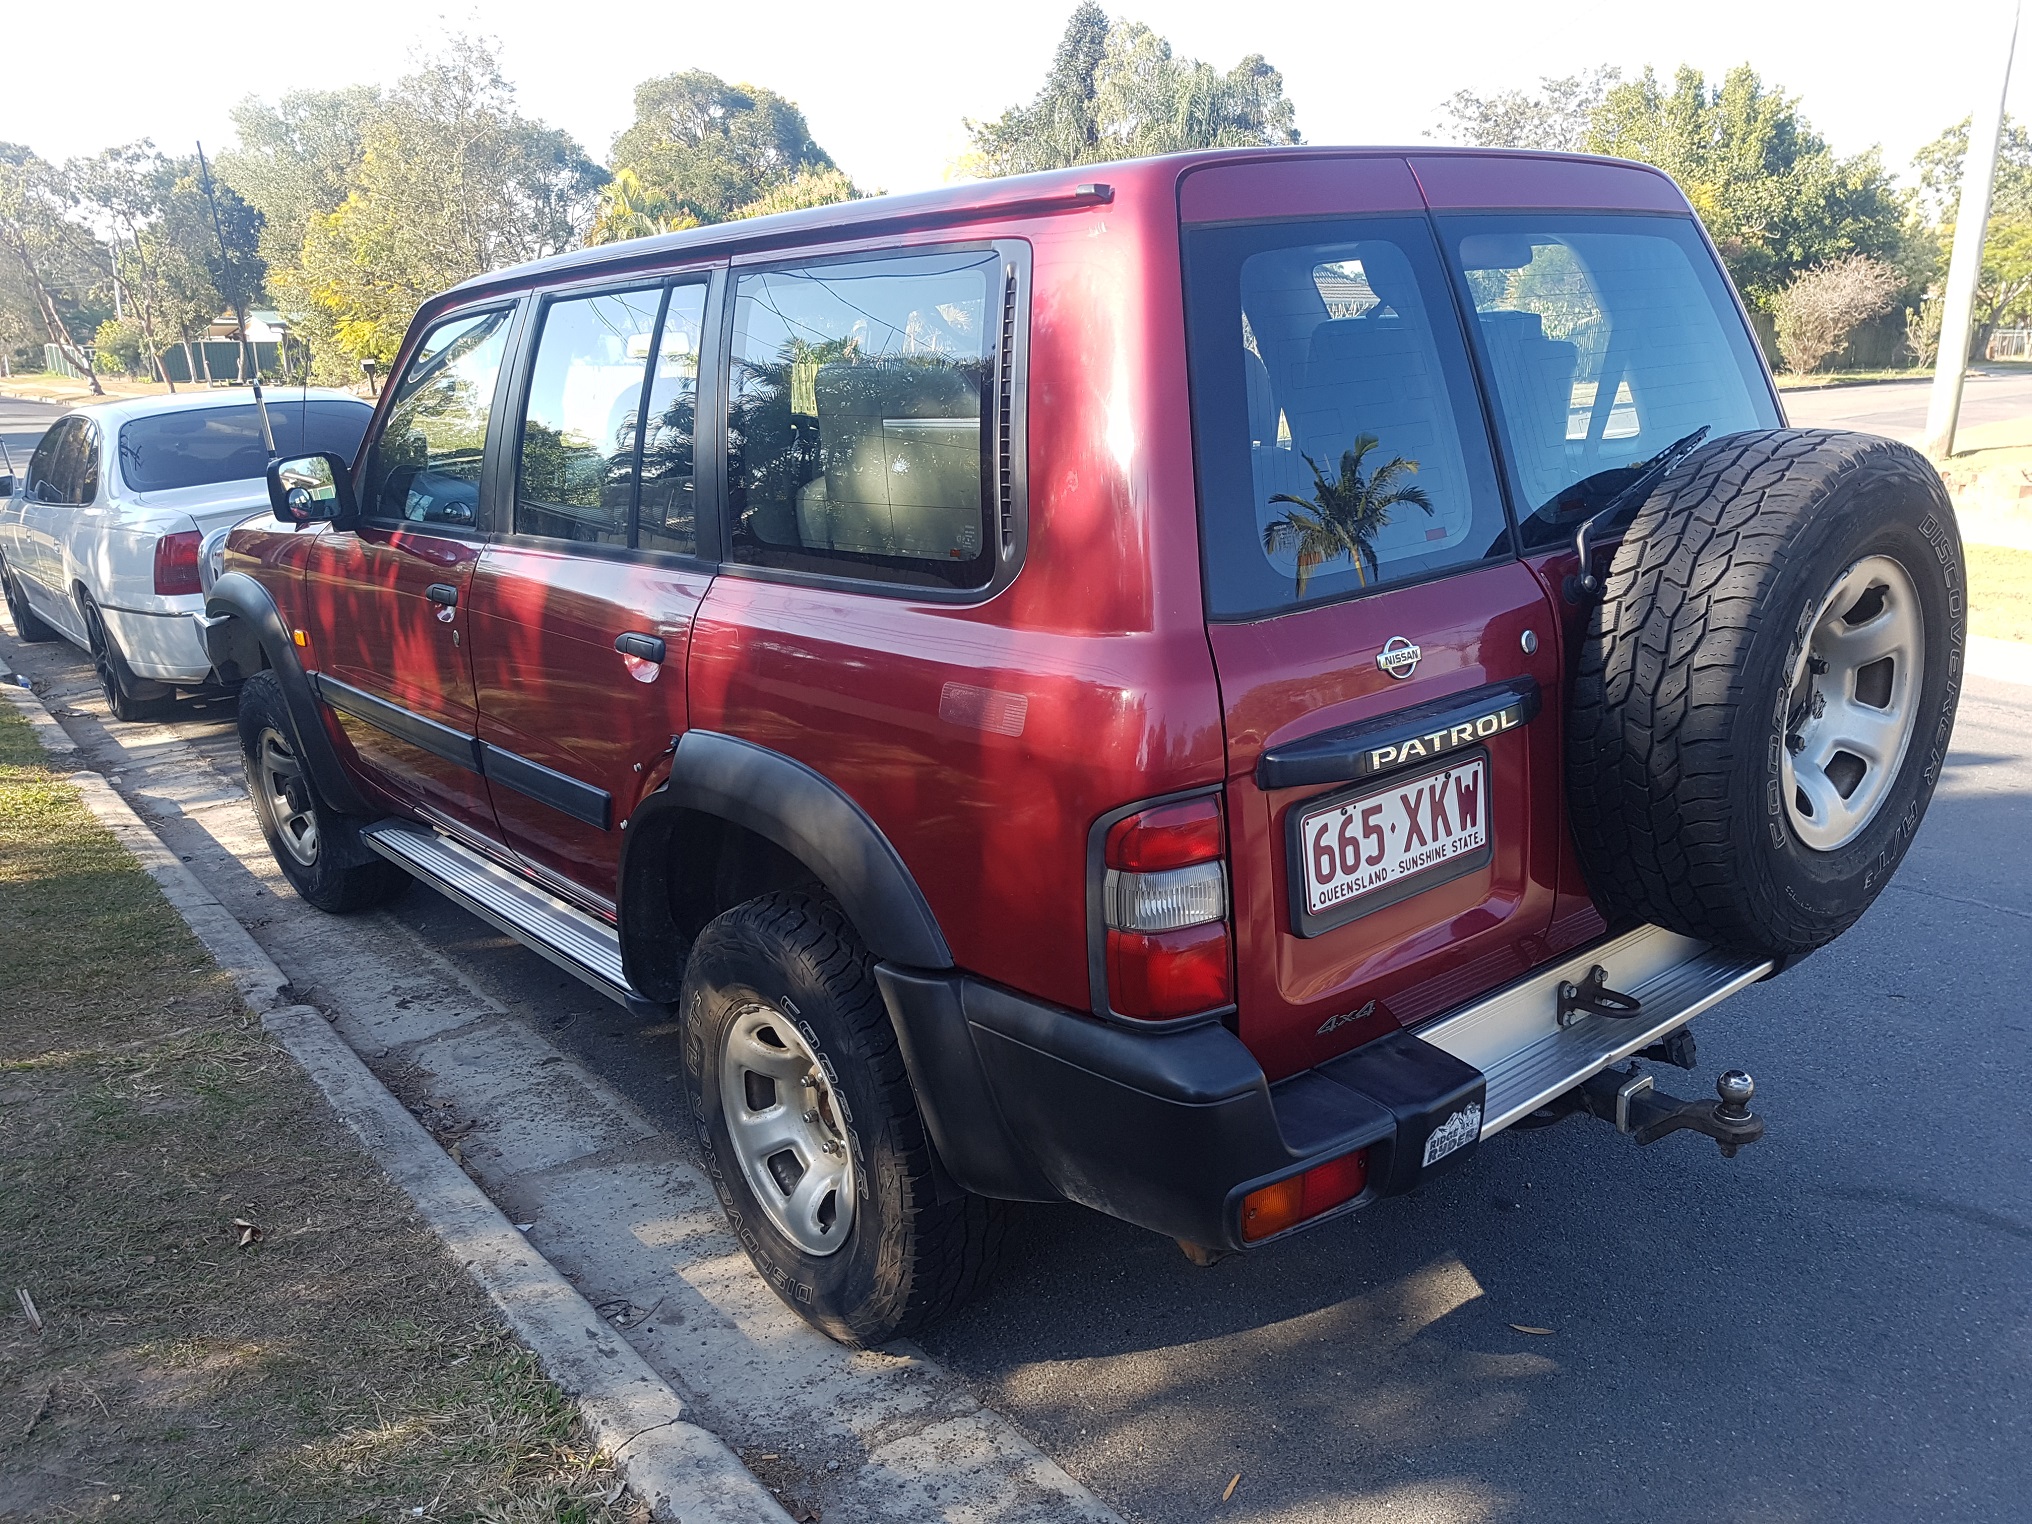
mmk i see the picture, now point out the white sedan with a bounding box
[0,388,372,720]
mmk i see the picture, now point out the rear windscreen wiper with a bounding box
[1567,425,1711,602]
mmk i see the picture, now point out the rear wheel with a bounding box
[79,592,174,723]
[1568,429,1964,958]
[238,671,409,914]
[680,892,1004,1346]
[0,552,60,642]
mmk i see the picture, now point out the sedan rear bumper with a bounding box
[878,924,1770,1252]
[98,603,213,683]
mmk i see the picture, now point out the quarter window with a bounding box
[364,308,512,527]
[726,248,1001,590]
[1183,218,1510,619]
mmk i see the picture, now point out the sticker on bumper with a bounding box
[1423,1101,1483,1167]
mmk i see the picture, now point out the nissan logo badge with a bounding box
[1375,636,1422,680]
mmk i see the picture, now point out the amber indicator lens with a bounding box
[1241,1149,1369,1242]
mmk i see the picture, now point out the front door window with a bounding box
[363,308,513,527]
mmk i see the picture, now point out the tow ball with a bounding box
[1576,1065,1764,1157]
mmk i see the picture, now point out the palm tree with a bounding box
[1262,434,1433,596]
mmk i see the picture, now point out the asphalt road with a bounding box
[3,603,2025,1523]
[0,396,62,476]
[1782,365,2032,444]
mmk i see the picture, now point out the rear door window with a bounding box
[1438,215,1779,547]
[363,308,513,527]
[512,281,709,553]
[1183,217,1511,619]
[724,247,1001,590]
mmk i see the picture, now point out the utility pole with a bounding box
[1925,0,2022,459]
[195,141,274,456]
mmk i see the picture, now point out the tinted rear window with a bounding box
[118,401,373,494]
[1437,214,1778,546]
[1183,216,1511,619]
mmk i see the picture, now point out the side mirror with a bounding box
[0,474,13,498]
[267,452,358,527]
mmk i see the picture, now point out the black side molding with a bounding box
[482,741,611,829]
[1257,676,1541,790]
[313,674,482,773]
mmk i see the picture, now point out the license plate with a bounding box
[1290,755,1491,935]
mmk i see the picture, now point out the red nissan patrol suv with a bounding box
[208,148,1963,1346]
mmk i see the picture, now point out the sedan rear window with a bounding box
[118,401,374,494]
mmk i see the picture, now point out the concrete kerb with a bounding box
[1,678,791,1524]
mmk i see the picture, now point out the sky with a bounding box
[1,0,2023,195]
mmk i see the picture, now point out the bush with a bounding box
[92,318,148,379]
[1773,256,1906,373]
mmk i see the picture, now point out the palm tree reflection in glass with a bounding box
[1262,433,1433,597]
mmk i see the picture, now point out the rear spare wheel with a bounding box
[1568,429,1964,959]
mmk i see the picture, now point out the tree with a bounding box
[1262,437,1432,594]
[72,142,178,388]
[1771,255,1904,372]
[1430,67,1620,152]
[294,39,604,366]
[1582,66,1907,309]
[963,5,1299,177]
[603,71,841,229]
[1911,115,2032,351]
[0,144,107,391]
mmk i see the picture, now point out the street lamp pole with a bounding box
[1925,0,2022,460]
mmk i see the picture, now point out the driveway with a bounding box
[2,616,2026,1524]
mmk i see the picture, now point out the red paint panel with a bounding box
[1210,561,1564,1081]
[467,545,709,909]
[1179,155,1422,224]
[1409,153,1688,213]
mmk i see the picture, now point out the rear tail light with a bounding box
[153,530,202,596]
[1241,1150,1369,1242]
[1102,796,1232,1020]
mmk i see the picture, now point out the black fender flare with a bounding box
[204,571,374,819]
[620,731,953,990]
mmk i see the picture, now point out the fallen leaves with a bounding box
[1223,1473,1241,1502]
[16,1286,42,1333]
[231,1218,264,1249]
[1509,1324,1555,1336]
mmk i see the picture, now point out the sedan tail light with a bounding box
[153,530,203,596]
[1102,795,1232,1020]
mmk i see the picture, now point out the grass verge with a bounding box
[0,701,639,1522]
[1968,542,2032,644]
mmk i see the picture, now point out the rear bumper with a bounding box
[878,924,1770,1252]
[99,602,212,683]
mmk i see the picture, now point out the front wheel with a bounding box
[680,893,1003,1346]
[238,671,409,914]
[1,552,61,642]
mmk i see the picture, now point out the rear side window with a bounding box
[1438,214,1779,546]
[512,281,709,553]
[1183,217,1510,619]
[363,308,512,527]
[725,248,1001,590]
[117,402,372,493]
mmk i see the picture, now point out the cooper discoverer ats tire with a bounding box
[1568,429,1964,958]
[680,892,1004,1346]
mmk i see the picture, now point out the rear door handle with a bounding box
[425,583,459,607]
[615,632,666,664]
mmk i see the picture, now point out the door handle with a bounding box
[425,583,459,607]
[615,632,666,664]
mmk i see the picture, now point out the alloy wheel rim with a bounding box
[1781,554,1924,853]
[718,1002,854,1256]
[257,725,320,866]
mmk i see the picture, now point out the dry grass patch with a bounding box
[0,702,639,1522]
[1967,542,2032,644]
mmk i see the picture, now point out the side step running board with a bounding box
[1418,923,1772,1138]
[362,823,647,1011]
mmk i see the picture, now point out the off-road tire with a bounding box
[1569,429,1964,958]
[0,552,61,642]
[79,591,175,722]
[237,670,409,913]
[681,892,1005,1346]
